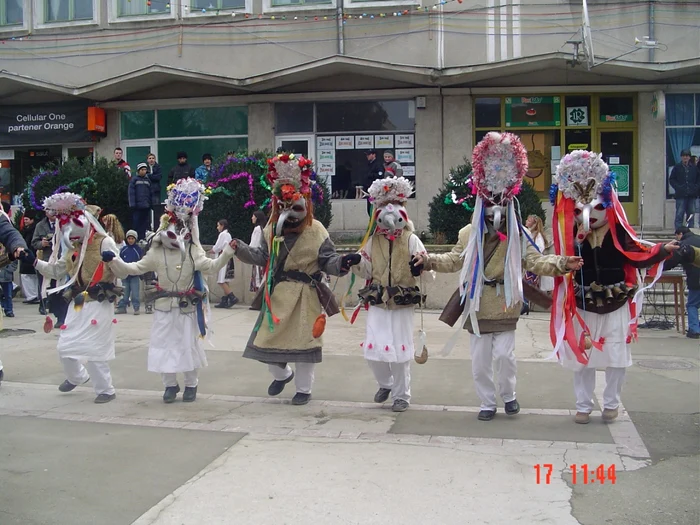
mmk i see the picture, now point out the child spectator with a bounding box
[115,230,143,315]
[211,219,238,308]
[0,244,17,318]
[129,163,153,240]
[100,213,126,249]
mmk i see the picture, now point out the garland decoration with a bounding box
[206,171,256,208]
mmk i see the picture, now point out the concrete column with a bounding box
[442,95,473,175]
[247,103,275,153]
[95,109,121,160]
[637,92,666,231]
[414,95,443,233]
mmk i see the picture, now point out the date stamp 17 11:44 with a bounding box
[534,464,617,485]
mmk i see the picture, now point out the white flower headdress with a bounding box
[551,150,613,206]
[368,176,414,208]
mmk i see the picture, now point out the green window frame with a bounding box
[45,0,94,22]
[121,111,156,140]
[0,0,23,26]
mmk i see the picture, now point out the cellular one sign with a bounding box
[0,104,93,146]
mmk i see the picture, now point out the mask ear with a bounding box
[399,209,408,223]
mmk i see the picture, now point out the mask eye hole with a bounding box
[72,218,84,228]
[378,218,382,223]
[292,205,304,212]
[594,203,605,211]
[166,231,177,239]
[398,217,403,222]
[574,208,582,216]
[184,233,191,241]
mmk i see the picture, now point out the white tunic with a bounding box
[212,230,233,283]
[354,234,426,364]
[149,310,207,373]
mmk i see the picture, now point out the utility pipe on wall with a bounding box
[337,0,345,55]
[648,0,656,62]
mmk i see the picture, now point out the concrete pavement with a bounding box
[0,302,698,525]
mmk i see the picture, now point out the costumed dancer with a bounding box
[549,151,678,424]
[232,153,360,406]
[24,193,121,403]
[102,178,234,403]
[414,132,582,421]
[350,176,426,412]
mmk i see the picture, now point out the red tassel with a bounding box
[43,316,54,334]
[368,343,373,349]
[350,307,361,325]
[385,345,389,351]
[402,345,406,351]
[90,262,105,287]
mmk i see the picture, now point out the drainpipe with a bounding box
[648,0,656,62]
[337,0,345,55]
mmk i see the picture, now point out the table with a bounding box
[644,271,686,333]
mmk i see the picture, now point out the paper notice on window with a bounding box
[318,148,335,162]
[336,136,354,149]
[396,149,415,163]
[355,135,374,149]
[318,161,335,177]
[608,156,620,165]
[403,165,416,177]
[317,136,335,150]
[396,134,414,148]
[375,135,394,148]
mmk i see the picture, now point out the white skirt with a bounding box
[558,306,633,372]
[148,310,208,373]
[57,300,116,361]
[362,306,415,363]
[216,264,228,284]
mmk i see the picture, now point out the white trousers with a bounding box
[268,362,315,394]
[61,357,115,396]
[470,331,517,411]
[20,274,38,301]
[573,367,626,413]
[367,360,411,403]
[162,370,199,388]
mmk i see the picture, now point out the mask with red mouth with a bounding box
[367,176,414,240]
[161,178,208,250]
[41,193,103,246]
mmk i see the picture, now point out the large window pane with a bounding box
[511,130,561,194]
[316,101,415,133]
[474,98,501,128]
[121,111,156,140]
[272,0,331,5]
[158,107,248,138]
[192,0,245,9]
[2,0,23,25]
[666,94,694,127]
[158,138,248,173]
[46,0,93,21]
[118,0,171,16]
[275,103,314,133]
[599,96,634,123]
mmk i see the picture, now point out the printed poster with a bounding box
[355,135,374,149]
[336,136,354,149]
[375,135,394,148]
[402,165,416,177]
[318,161,335,177]
[396,134,414,148]
[317,148,335,162]
[317,136,335,150]
[396,149,415,163]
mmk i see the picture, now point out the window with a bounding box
[1,0,23,26]
[599,96,634,123]
[191,0,244,10]
[157,107,248,138]
[475,97,501,129]
[45,0,93,22]
[276,103,314,133]
[316,101,415,133]
[121,111,156,140]
[118,0,170,16]
[665,94,700,198]
[271,0,330,5]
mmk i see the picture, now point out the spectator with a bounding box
[168,151,195,184]
[115,230,143,315]
[147,152,163,206]
[249,210,267,294]
[383,150,403,178]
[31,212,67,325]
[211,219,239,308]
[0,244,17,317]
[140,231,158,315]
[114,147,131,178]
[522,215,554,315]
[664,226,700,339]
[195,153,214,182]
[100,213,126,249]
[19,209,39,304]
[669,148,698,229]
[129,163,152,241]
[364,149,384,215]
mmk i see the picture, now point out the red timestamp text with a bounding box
[534,464,617,485]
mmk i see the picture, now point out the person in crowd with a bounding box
[0,207,29,385]
[140,231,158,315]
[20,209,40,304]
[32,211,67,323]
[115,230,143,315]
[664,226,700,339]
[521,214,554,315]
[114,147,131,178]
[249,210,267,294]
[147,153,163,229]
[100,213,126,249]
[195,153,214,182]
[383,150,403,178]
[0,244,18,318]
[364,149,384,215]
[102,178,235,404]
[211,219,239,309]
[168,151,195,184]
[25,192,121,404]
[231,153,360,406]
[129,163,152,240]
[669,148,698,229]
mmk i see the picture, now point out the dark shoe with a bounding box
[268,371,294,396]
[4,312,14,318]
[520,303,530,316]
[183,386,197,402]
[94,393,116,404]
[686,331,700,339]
[392,399,409,412]
[115,307,127,315]
[39,302,46,315]
[59,378,88,392]
[133,308,140,316]
[374,387,391,403]
[163,385,180,403]
[478,409,496,421]
[145,305,153,314]
[214,297,228,309]
[227,294,239,307]
[505,399,521,415]
[0,369,4,385]
[291,392,311,405]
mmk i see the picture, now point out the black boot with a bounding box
[163,385,180,403]
[226,294,239,308]
[183,386,197,402]
[214,295,229,309]
[39,299,47,316]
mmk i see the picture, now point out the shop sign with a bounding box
[317,148,335,162]
[403,166,416,177]
[609,165,629,197]
[600,114,633,123]
[317,136,335,150]
[0,103,93,146]
[29,150,51,157]
[396,149,415,163]
[505,96,561,127]
[566,107,589,126]
[396,134,415,148]
[317,161,335,177]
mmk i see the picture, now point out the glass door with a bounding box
[599,131,635,222]
[275,135,315,161]
[123,142,156,170]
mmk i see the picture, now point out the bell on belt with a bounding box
[583,333,593,350]
[612,285,625,300]
[178,297,189,309]
[604,287,614,304]
[414,345,428,364]
[584,289,595,307]
[595,296,605,309]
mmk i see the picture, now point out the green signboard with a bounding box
[600,114,633,123]
[505,96,561,127]
[610,165,630,197]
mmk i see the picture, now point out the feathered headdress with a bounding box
[165,178,207,221]
[368,176,413,207]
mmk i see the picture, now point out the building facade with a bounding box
[0,0,698,233]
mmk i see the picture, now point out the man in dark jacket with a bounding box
[129,163,152,241]
[669,149,698,229]
[168,151,195,184]
[31,213,68,323]
[19,209,39,304]
[365,149,384,215]
[0,210,29,385]
[664,226,700,339]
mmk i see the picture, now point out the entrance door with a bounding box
[275,135,315,162]
[124,142,156,170]
[599,130,635,222]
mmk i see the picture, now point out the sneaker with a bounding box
[686,331,700,339]
[183,386,197,402]
[575,412,590,424]
[478,409,496,421]
[115,307,127,315]
[3,312,14,318]
[214,298,228,309]
[505,399,520,415]
[163,385,180,404]
[373,387,391,403]
[227,294,239,307]
[94,393,116,404]
[58,378,89,392]
[268,371,294,396]
[602,407,619,422]
[392,399,409,412]
[291,392,311,405]
[133,309,140,316]
[145,305,153,314]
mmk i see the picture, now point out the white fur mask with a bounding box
[574,196,609,233]
[484,204,506,231]
[62,212,91,245]
[375,203,409,240]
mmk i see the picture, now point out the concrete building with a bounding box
[0,0,698,234]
